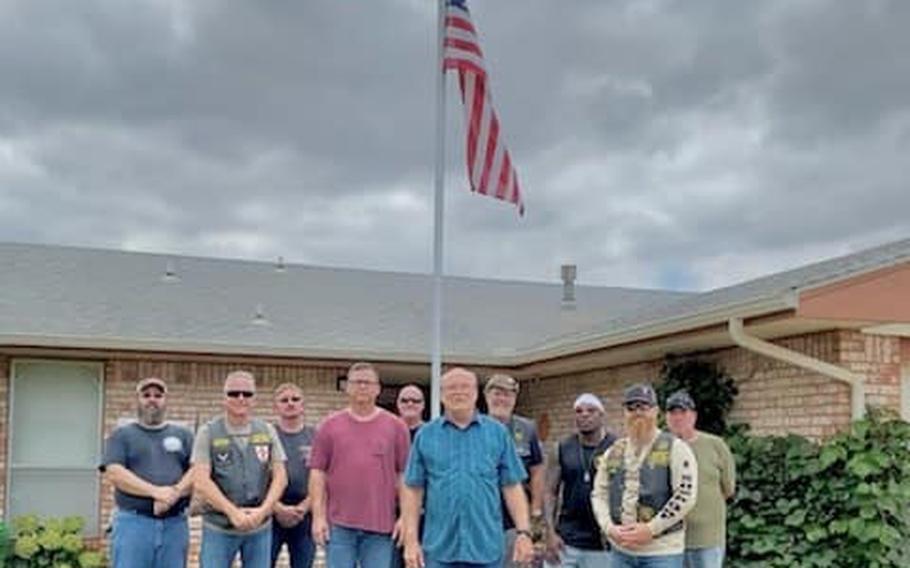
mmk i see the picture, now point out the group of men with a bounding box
[101,363,735,568]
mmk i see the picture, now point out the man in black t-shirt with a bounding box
[544,393,616,568]
[271,383,317,568]
[100,377,194,568]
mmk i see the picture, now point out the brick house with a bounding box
[2,238,909,563]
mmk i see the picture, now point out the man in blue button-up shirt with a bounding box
[401,368,535,568]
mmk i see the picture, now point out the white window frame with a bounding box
[5,358,105,533]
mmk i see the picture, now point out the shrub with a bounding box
[7,515,105,568]
[727,409,910,567]
[0,520,9,564]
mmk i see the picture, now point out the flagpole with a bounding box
[430,0,447,418]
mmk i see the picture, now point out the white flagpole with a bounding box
[430,0,447,418]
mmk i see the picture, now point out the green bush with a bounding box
[727,409,910,567]
[7,515,105,568]
[656,357,738,435]
[0,520,9,564]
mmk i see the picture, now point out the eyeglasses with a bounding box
[226,390,255,399]
[398,397,423,404]
[625,402,653,412]
[348,379,379,387]
[278,396,302,404]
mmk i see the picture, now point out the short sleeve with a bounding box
[99,427,129,471]
[403,428,427,487]
[191,423,212,465]
[499,427,529,486]
[308,418,333,472]
[266,423,288,464]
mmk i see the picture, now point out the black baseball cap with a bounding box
[666,390,696,411]
[623,384,657,406]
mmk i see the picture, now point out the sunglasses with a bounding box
[226,390,255,399]
[278,396,302,404]
[625,402,653,412]
[398,397,424,404]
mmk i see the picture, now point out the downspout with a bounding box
[728,318,865,421]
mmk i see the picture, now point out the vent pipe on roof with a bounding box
[162,259,179,282]
[251,303,269,325]
[561,264,577,310]
[275,256,286,273]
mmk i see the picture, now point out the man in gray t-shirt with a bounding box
[100,377,194,568]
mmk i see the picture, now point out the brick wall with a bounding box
[516,330,904,444]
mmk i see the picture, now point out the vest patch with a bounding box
[212,437,231,448]
[250,432,271,444]
[254,444,270,463]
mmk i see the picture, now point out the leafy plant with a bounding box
[0,520,9,564]
[727,409,910,567]
[8,515,105,568]
[656,357,738,435]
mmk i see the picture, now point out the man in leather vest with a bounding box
[484,373,546,568]
[591,384,697,568]
[545,393,617,568]
[192,370,289,567]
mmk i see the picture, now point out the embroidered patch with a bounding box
[254,444,271,463]
[162,436,183,453]
[251,432,272,444]
[648,449,670,467]
[212,437,231,448]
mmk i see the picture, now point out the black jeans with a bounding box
[271,514,316,568]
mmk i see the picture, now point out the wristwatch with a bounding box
[515,529,532,539]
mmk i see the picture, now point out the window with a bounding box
[7,360,103,534]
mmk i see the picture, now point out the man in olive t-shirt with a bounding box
[666,391,736,568]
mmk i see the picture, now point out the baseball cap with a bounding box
[623,384,657,407]
[485,373,519,393]
[666,390,696,411]
[136,377,168,394]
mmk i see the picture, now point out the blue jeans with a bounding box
[271,515,316,568]
[201,523,272,568]
[609,549,683,568]
[326,524,393,568]
[683,547,724,568]
[425,561,500,568]
[549,544,611,568]
[110,509,189,568]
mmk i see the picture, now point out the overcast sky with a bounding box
[1,0,908,291]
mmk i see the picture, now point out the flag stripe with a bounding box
[444,0,523,214]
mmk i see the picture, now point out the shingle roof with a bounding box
[2,238,908,362]
[0,242,688,361]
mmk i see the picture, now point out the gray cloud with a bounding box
[1,0,908,293]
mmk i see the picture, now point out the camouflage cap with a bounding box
[484,373,519,393]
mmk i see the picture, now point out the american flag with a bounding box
[444,0,524,215]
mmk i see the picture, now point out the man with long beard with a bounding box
[101,377,195,568]
[591,385,698,568]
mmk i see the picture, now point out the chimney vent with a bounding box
[561,264,577,308]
